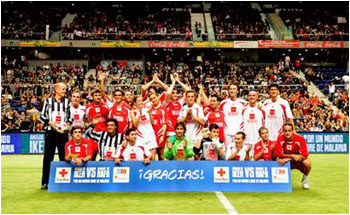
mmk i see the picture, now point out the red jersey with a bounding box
[254,140,274,160]
[150,105,168,147]
[205,110,226,142]
[274,134,309,158]
[109,102,130,134]
[65,138,92,159]
[166,98,185,134]
[86,101,109,131]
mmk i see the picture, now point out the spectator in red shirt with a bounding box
[65,126,92,166]
[274,123,312,189]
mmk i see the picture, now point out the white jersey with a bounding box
[225,142,250,161]
[262,101,289,141]
[131,106,158,149]
[117,144,151,161]
[178,103,204,142]
[105,96,115,109]
[70,104,86,127]
[263,97,293,119]
[240,105,265,145]
[220,98,247,136]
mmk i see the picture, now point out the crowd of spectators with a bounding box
[1,1,68,40]
[61,2,192,41]
[279,3,349,41]
[211,2,271,41]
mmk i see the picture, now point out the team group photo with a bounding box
[1,1,349,214]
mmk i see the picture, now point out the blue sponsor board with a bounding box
[301,133,349,153]
[49,161,292,192]
[1,133,22,154]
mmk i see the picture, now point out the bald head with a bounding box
[248,90,258,106]
[54,82,67,99]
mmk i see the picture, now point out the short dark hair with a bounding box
[148,86,158,94]
[283,122,294,130]
[235,131,246,140]
[258,127,268,135]
[106,119,118,128]
[92,89,101,96]
[114,89,124,96]
[209,123,220,131]
[175,122,186,132]
[209,94,221,102]
[268,84,279,91]
[125,128,136,136]
[71,125,83,135]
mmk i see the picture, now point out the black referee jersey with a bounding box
[85,125,124,160]
[39,96,72,131]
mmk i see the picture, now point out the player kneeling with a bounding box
[254,127,275,161]
[193,124,225,160]
[274,123,312,189]
[115,129,152,165]
[164,122,194,160]
[65,126,92,166]
[226,132,251,161]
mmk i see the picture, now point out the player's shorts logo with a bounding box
[55,167,71,183]
[113,167,130,183]
[213,167,229,183]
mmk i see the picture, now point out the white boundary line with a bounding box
[215,191,238,214]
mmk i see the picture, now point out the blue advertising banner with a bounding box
[1,133,22,154]
[301,133,349,153]
[48,161,292,192]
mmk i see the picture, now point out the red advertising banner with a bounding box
[304,41,345,48]
[147,41,189,48]
[258,40,300,48]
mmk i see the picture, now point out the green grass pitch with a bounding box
[1,154,349,214]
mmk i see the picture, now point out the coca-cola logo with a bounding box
[148,41,188,48]
[304,41,344,48]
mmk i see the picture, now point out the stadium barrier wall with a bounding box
[1,132,348,155]
[1,40,349,48]
[48,161,292,192]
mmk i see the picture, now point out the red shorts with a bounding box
[156,135,166,148]
[290,161,307,173]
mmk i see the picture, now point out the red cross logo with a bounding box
[59,169,68,177]
[217,168,226,177]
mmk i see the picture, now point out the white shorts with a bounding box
[136,136,158,151]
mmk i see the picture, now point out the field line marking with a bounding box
[215,191,238,214]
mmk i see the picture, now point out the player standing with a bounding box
[205,94,226,143]
[220,84,247,146]
[263,84,294,142]
[86,89,109,132]
[109,89,131,134]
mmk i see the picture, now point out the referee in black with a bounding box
[40,82,72,190]
[85,118,124,160]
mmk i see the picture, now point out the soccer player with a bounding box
[178,90,205,143]
[149,93,168,160]
[262,84,294,142]
[274,123,312,189]
[70,90,86,128]
[165,73,189,137]
[130,96,158,160]
[123,88,134,109]
[226,131,251,161]
[115,129,151,165]
[254,127,275,161]
[164,122,194,160]
[65,126,92,166]
[241,90,265,154]
[193,124,225,160]
[109,89,131,134]
[85,119,124,161]
[205,94,226,143]
[86,89,109,132]
[220,84,247,146]
[141,73,168,102]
